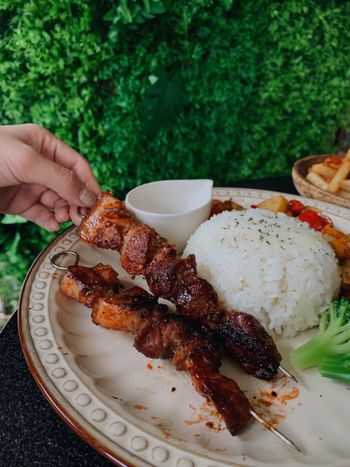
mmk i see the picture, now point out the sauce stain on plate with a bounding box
[252,378,300,426]
[184,401,224,433]
[133,403,147,411]
[151,415,172,440]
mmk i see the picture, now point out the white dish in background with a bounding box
[125,179,213,252]
[19,188,350,467]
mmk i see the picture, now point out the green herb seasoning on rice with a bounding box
[184,208,341,337]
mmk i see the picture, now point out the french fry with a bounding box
[327,160,350,193]
[310,163,337,179]
[306,172,329,191]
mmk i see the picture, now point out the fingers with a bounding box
[40,190,70,223]
[19,147,97,207]
[0,124,101,231]
[73,159,101,196]
[40,189,61,209]
[20,202,60,232]
[17,186,78,229]
[39,189,86,226]
[54,201,70,224]
[45,132,101,194]
[19,124,101,195]
[69,205,84,226]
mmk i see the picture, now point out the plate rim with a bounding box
[18,187,350,467]
[18,225,140,467]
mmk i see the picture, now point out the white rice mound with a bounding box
[184,208,341,337]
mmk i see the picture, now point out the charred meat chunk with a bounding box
[120,225,176,275]
[92,286,165,332]
[146,255,222,325]
[220,311,281,380]
[187,358,252,436]
[78,192,134,251]
[60,263,119,308]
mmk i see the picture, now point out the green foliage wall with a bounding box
[1,0,350,309]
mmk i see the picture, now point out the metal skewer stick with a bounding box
[250,409,303,453]
[279,365,298,383]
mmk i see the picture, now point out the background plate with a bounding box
[19,188,350,467]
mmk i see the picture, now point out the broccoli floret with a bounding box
[319,353,350,383]
[290,298,350,370]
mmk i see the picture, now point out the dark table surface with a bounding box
[0,177,297,467]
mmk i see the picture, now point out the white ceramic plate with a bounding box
[19,188,350,467]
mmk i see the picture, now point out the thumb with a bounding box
[21,149,97,207]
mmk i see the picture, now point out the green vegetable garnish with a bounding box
[290,298,350,370]
[319,353,350,383]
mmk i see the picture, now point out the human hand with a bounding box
[0,124,101,231]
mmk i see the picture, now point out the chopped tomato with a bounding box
[324,156,343,169]
[288,199,305,216]
[298,209,332,231]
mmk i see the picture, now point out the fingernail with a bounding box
[79,186,97,207]
[77,206,90,219]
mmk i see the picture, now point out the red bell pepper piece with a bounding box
[298,209,332,231]
[288,199,305,216]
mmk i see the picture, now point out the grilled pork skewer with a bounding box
[77,192,281,380]
[61,264,251,435]
[60,263,301,451]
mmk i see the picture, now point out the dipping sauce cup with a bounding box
[125,179,213,252]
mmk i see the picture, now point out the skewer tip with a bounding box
[250,409,303,454]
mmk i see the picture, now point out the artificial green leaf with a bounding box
[7,231,21,264]
[149,1,165,15]
[142,67,187,134]
[103,8,115,21]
